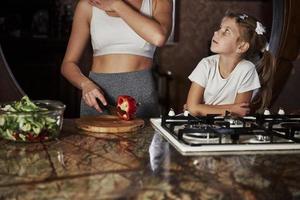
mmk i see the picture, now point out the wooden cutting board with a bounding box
[75,115,144,133]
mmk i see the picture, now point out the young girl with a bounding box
[186,11,274,116]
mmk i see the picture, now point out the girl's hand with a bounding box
[230,102,250,116]
[81,80,107,112]
[88,0,121,12]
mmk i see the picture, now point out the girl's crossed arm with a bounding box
[186,82,252,116]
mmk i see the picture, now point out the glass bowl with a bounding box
[0,99,66,142]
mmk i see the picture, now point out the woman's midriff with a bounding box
[91,54,153,73]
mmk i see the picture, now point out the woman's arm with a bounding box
[61,0,107,112]
[186,83,251,116]
[89,0,173,46]
[61,0,91,89]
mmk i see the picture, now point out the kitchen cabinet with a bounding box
[0,37,67,100]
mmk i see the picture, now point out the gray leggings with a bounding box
[80,69,159,118]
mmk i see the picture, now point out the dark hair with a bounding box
[225,11,274,112]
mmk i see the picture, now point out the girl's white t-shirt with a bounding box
[188,54,261,105]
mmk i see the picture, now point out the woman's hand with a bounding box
[230,102,250,116]
[81,80,107,112]
[88,0,121,12]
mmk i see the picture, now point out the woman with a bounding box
[61,0,173,117]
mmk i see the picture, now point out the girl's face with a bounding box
[210,17,242,55]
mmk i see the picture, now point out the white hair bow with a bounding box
[239,14,248,20]
[255,21,266,35]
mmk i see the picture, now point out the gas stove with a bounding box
[150,114,300,155]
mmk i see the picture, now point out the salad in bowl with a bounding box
[0,96,65,142]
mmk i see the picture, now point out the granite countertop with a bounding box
[1,119,300,200]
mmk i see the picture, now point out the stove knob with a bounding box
[264,109,271,115]
[168,108,175,116]
[278,108,285,115]
[184,110,189,117]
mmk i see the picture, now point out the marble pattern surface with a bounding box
[0,119,300,200]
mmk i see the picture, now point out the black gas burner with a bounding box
[255,135,271,142]
[183,123,219,129]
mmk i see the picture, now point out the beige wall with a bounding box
[157,0,272,112]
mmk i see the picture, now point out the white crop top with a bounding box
[90,0,156,58]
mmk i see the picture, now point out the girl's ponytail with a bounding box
[251,51,275,112]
